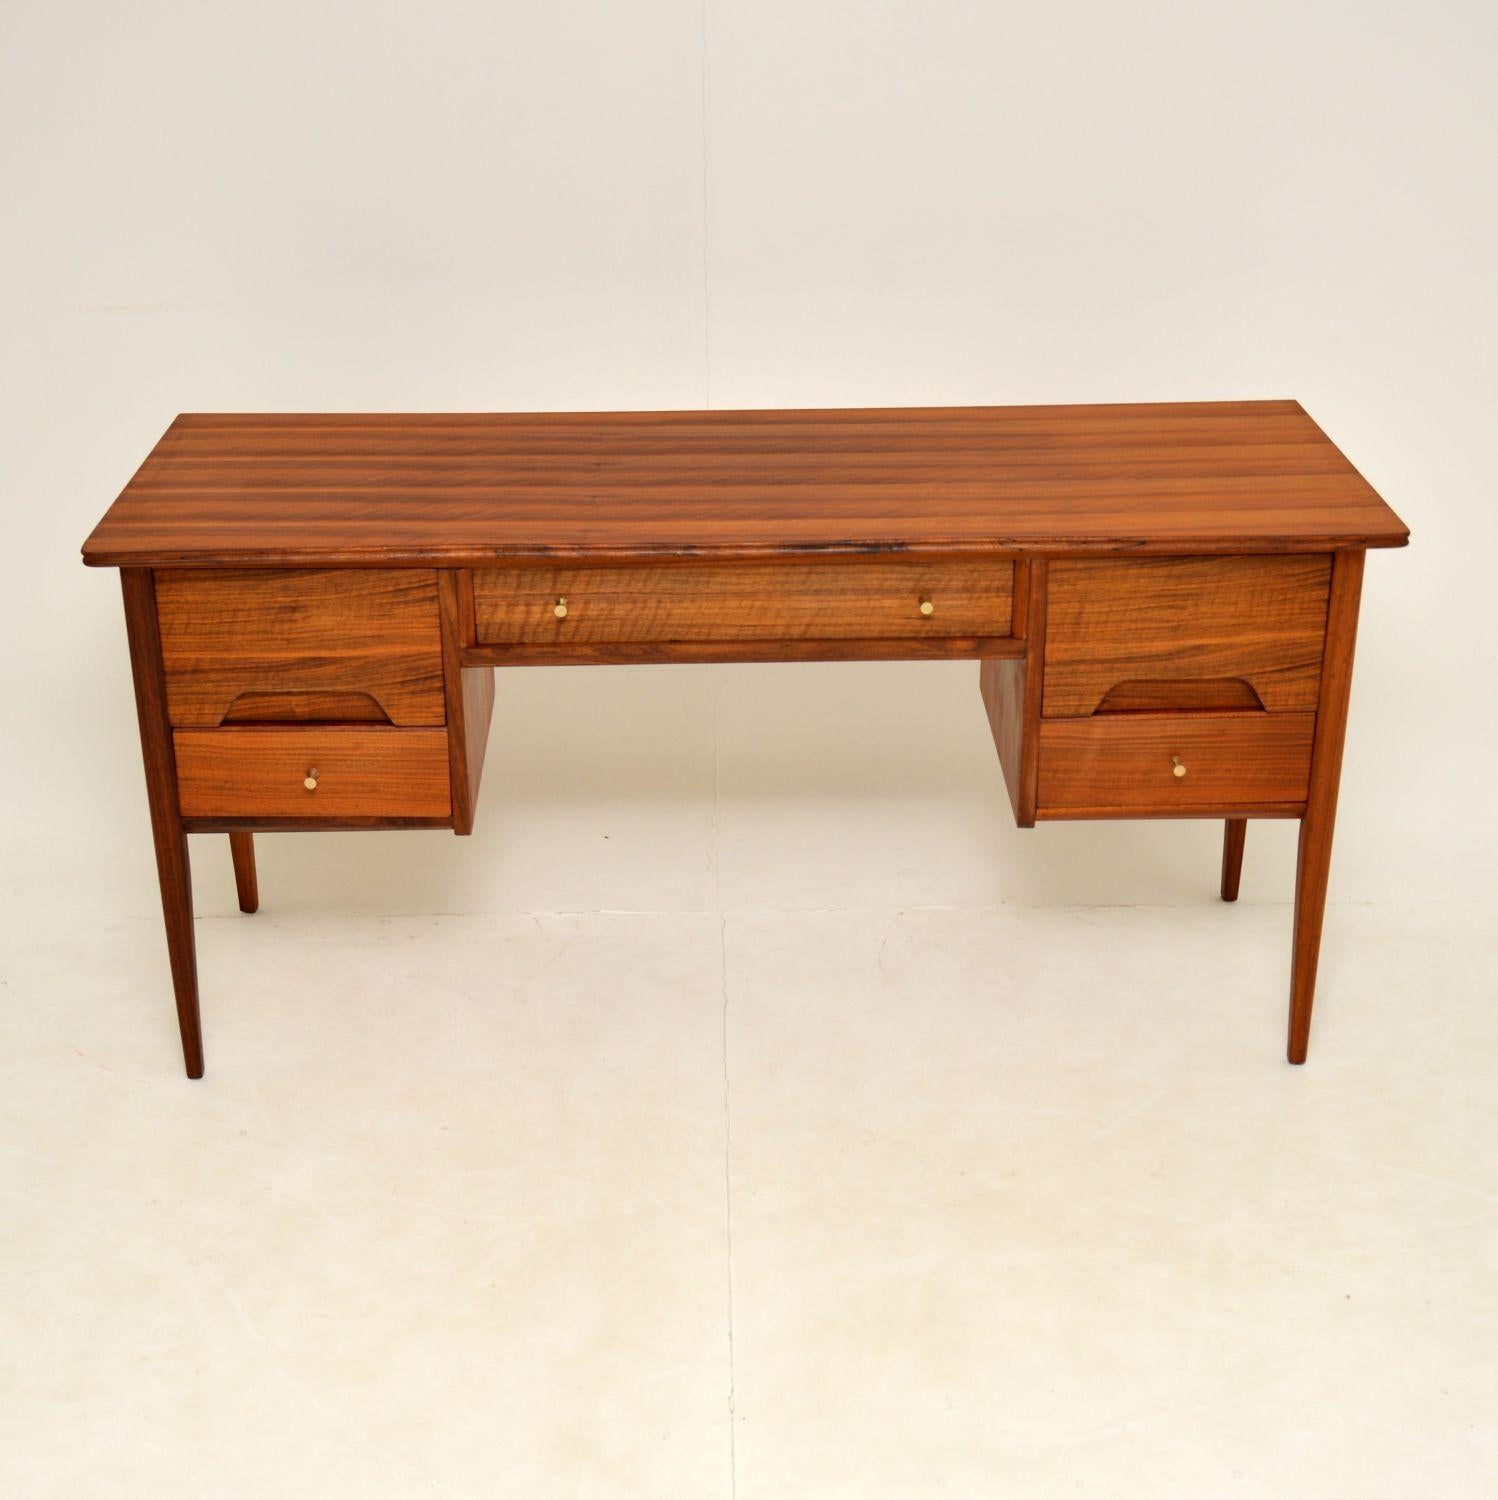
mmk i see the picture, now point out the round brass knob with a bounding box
[304,768,320,792]
[553,597,569,619]
[919,597,935,616]
[1171,756,1187,779]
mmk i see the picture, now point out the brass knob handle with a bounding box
[1171,756,1187,779]
[553,597,568,619]
[919,597,935,616]
[303,768,320,792]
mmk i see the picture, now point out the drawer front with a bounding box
[1036,713,1315,816]
[472,558,1014,645]
[1043,556,1331,718]
[157,569,445,727]
[175,728,451,820]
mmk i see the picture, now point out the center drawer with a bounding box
[472,558,1014,645]
[175,728,451,821]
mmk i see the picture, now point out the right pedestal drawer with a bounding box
[1035,713,1315,819]
[1043,556,1332,718]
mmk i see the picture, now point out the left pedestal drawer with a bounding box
[175,728,452,821]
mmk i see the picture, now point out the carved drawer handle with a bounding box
[1171,756,1187,779]
[303,768,320,792]
[553,597,569,619]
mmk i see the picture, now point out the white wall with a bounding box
[3,0,1493,925]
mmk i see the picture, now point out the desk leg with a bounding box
[229,833,259,914]
[1287,550,1364,1065]
[1220,819,1247,901]
[121,568,204,1079]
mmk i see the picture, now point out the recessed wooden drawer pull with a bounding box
[303,768,320,791]
[919,596,935,616]
[1171,756,1186,779]
[553,597,568,619]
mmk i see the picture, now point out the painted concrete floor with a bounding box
[3,898,1494,1498]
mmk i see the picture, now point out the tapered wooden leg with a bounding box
[1220,819,1246,901]
[1289,812,1336,1064]
[229,833,259,914]
[1287,550,1364,1065]
[122,569,204,1079]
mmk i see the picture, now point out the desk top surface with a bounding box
[82,401,1408,568]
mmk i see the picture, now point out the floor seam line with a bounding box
[699,0,712,410]
[720,907,737,1500]
[708,671,737,1499]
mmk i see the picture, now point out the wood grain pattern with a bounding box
[460,667,495,819]
[175,728,451,820]
[121,569,203,1078]
[462,635,1022,667]
[1043,556,1333,718]
[156,568,445,727]
[1036,712,1315,816]
[182,815,454,832]
[80,404,1409,568]
[980,560,1047,827]
[1016,562,1048,825]
[438,570,494,835]
[980,655,1026,824]
[1037,802,1305,822]
[228,832,258,913]
[1288,550,1365,1064]
[472,557,1014,645]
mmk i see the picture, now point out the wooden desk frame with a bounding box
[84,404,1407,1077]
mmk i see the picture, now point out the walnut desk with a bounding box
[81,403,1408,1077]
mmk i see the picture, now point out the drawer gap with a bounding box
[221,690,393,725]
[1094,677,1265,715]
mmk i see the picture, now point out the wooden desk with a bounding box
[82,403,1408,1077]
